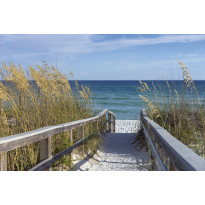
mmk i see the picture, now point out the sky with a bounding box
[0,34,205,80]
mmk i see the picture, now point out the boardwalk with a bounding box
[2,109,205,171]
[74,120,150,171]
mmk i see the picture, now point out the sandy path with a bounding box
[73,120,150,171]
[115,120,141,133]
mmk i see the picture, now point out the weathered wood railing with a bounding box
[140,109,205,171]
[0,109,116,171]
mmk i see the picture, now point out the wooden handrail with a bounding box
[0,109,116,171]
[30,118,114,171]
[140,109,205,171]
[140,118,167,171]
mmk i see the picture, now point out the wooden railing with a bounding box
[140,109,205,171]
[0,109,116,171]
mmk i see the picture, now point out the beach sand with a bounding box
[72,120,150,171]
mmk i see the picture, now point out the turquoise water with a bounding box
[75,80,205,120]
[3,80,204,120]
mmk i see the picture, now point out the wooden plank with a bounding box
[69,129,73,166]
[81,125,84,139]
[108,113,111,132]
[104,114,107,132]
[0,152,7,171]
[141,119,167,171]
[0,109,117,171]
[0,126,54,154]
[0,109,112,153]
[106,114,109,132]
[141,109,205,171]
[40,137,52,161]
[106,110,116,118]
[77,127,80,140]
[96,120,98,132]
[113,116,116,132]
[30,138,87,171]
[101,116,103,135]
[111,116,113,132]
[90,123,92,135]
[40,136,52,171]
[70,130,73,143]
[102,115,105,133]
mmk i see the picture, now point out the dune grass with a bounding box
[0,61,98,171]
[138,61,205,157]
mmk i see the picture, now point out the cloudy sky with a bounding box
[0,34,205,80]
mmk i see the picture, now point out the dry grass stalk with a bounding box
[0,61,94,170]
[138,61,205,157]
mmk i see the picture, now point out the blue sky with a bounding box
[0,34,205,80]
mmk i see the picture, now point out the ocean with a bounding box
[2,80,204,120]
[74,80,205,120]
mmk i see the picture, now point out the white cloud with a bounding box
[1,34,205,56]
[55,34,205,54]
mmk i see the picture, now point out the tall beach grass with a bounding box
[0,61,96,170]
[138,61,205,157]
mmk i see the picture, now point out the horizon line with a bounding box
[71,79,205,81]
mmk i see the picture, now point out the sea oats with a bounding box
[0,61,93,170]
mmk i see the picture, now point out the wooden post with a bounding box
[81,125,85,155]
[0,152,7,171]
[101,116,103,135]
[96,120,99,133]
[104,114,107,132]
[77,127,80,140]
[90,122,92,135]
[82,125,84,139]
[40,137,52,171]
[102,115,105,133]
[113,116,116,133]
[69,129,73,167]
[94,120,97,133]
[108,113,111,132]
[70,129,73,144]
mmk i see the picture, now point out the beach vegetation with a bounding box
[138,61,205,157]
[0,61,99,171]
